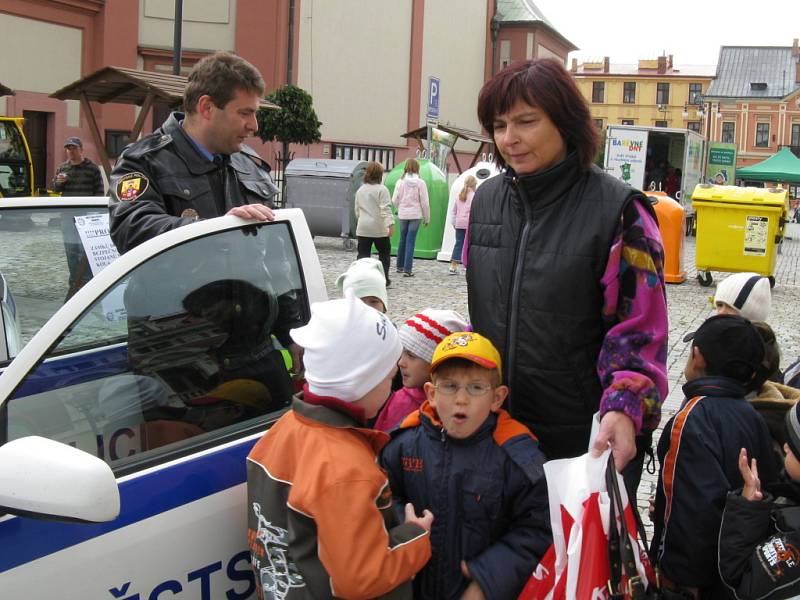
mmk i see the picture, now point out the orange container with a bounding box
[647,192,686,284]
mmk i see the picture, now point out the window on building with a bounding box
[656,83,670,106]
[105,130,132,159]
[623,82,636,104]
[721,122,735,144]
[621,119,634,125]
[593,119,604,130]
[755,122,770,148]
[791,123,800,147]
[332,144,395,170]
[655,120,668,128]
[688,83,702,105]
[499,40,511,69]
[592,82,605,103]
[687,121,701,133]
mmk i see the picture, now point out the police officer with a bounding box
[109,51,278,254]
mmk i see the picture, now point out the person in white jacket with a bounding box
[392,158,430,277]
[355,161,394,285]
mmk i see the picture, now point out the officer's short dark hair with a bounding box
[184,51,265,114]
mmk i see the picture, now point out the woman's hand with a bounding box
[738,447,763,502]
[387,225,394,237]
[591,411,636,471]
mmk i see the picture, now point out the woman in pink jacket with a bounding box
[449,175,476,274]
[392,158,430,277]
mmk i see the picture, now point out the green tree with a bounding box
[256,84,322,161]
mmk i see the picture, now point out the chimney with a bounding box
[793,38,799,57]
[571,57,578,72]
[603,56,610,73]
[668,54,674,69]
[657,55,667,74]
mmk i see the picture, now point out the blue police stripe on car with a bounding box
[0,436,257,572]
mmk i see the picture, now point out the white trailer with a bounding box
[603,124,706,205]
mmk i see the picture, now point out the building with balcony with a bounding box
[703,40,800,174]
[570,54,715,133]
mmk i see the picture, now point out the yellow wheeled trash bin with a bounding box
[691,184,788,287]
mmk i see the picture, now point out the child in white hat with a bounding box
[247,291,432,598]
[374,308,467,432]
[336,257,390,313]
[713,272,772,323]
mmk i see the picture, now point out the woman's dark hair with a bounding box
[363,161,384,184]
[477,59,599,170]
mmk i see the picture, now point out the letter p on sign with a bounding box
[427,76,440,120]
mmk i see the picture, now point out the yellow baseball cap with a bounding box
[430,332,502,376]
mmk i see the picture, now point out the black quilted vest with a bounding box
[467,153,647,459]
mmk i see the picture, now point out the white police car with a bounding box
[0,203,326,598]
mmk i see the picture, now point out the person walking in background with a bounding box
[392,158,429,278]
[53,137,104,197]
[467,59,668,491]
[354,161,394,285]
[449,175,476,275]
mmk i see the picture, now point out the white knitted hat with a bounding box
[290,290,401,402]
[398,309,468,363]
[714,272,772,323]
[335,258,389,310]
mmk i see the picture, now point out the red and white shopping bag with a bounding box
[518,450,654,600]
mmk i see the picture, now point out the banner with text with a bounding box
[605,127,649,191]
[707,142,737,185]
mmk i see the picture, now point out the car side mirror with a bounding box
[0,436,120,523]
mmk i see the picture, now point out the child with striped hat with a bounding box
[374,308,467,432]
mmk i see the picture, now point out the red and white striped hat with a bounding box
[398,309,468,363]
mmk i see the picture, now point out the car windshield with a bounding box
[0,121,30,198]
[0,205,107,363]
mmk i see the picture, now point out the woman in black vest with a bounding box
[466,59,668,490]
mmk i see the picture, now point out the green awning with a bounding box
[737,147,800,184]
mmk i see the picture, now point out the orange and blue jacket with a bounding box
[246,393,431,599]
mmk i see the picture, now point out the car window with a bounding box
[3,221,309,470]
[0,205,108,363]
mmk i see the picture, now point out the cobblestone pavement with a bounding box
[315,233,800,522]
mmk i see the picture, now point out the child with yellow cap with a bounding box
[380,332,551,600]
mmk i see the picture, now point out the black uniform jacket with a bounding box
[109,112,278,253]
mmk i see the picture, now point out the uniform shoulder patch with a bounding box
[116,171,149,202]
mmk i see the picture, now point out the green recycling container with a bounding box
[385,159,448,259]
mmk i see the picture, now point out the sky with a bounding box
[532,0,799,66]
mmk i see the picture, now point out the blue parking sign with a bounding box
[427,76,440,119]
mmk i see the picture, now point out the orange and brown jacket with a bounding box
[246,394,431,599]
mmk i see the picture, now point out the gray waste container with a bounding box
[284,159,367,250]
